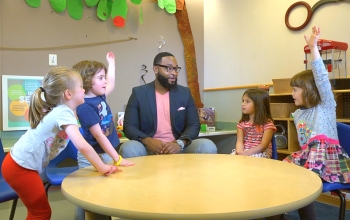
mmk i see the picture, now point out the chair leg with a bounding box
[45,182,52,196]
[9,198,18,220]
[331,189,346,220]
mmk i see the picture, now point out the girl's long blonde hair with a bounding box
[29,67,81,128]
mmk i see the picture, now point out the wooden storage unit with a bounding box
[270,90,350,157]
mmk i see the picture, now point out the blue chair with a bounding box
[271,135,278,160]
[0,139,19,220]
[45,139,79,195]
[322,122,350,220]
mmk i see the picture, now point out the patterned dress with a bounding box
[283,58,350,183]
[231,120,276,158]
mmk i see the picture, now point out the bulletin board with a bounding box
[2,75,43,131]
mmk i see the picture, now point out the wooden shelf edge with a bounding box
[317,193,350,210]
[277,149,291,154]
[270,89,350,96]
[273,118,294,121]
[337,118,350,123]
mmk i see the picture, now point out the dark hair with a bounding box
[72,60,107,92]
[290,69,321,107]
[239,89,273,125]
[153,52,175,65]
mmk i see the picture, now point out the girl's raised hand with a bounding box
[304,26,320,48]
[106,52,115,64]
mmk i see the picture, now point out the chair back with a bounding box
[0,138,19,219]
[48,140,78,167]
[0,139,5,178]
[337,122,350,155]
[271,135,278,160]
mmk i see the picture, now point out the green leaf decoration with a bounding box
[24,0,145,26]
[67,0,83,20]
[111,0,128,19]
[97,0,112,20]
[164,0,176,14]
[25,0,41,8]
[85,0,99,7]
[49,0,66,13]
[157,0,164,9]
[130,0,142,5]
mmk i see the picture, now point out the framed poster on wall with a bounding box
[2,75,44,131]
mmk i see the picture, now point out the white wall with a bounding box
[204,0,350,89]
[0,0,205,131]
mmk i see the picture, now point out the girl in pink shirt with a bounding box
[231,89,276,158]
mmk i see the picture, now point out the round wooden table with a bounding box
[61,154,322,220]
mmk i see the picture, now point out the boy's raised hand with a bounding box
[106,52,115,64]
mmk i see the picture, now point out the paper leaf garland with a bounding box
[97,0,112,21]
[130,0,142,4]
[111,0,128,27]
[49,0,66,13]
[24,0,144,27]
[156,0,179,14]
[67,0,83,20]
[26,0,41,8]
[85,0,99,7]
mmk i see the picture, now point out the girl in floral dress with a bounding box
[283,26,350,220]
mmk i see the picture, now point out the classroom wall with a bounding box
[203,0,350,123]
[0,0,204,132]
[3,0,349,133]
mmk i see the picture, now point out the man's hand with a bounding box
[142,137,167,154]
[160,142,182,154]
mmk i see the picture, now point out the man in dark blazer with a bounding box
[119,52,217,157]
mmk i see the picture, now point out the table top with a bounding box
[61,154,322,220]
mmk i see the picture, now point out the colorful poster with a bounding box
[2,75,43,131]
[198,107,215,127]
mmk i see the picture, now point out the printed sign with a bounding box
[2,75,43,130]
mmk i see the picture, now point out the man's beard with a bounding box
[157,73,177,90]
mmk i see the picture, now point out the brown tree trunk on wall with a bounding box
[175,3,204,108]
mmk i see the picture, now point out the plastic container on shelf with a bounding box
[304,39,348,79]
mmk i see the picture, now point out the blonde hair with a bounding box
[72,60,106,92]
[290,69,321,107]
[29,67,82,128]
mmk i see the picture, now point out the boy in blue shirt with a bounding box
[73,52,134,220]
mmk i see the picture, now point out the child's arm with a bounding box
[64,124,119,175]
[305,26,335,107]
[105,52,115,96]
[304,26,321,61]
[89,123,134,166]
[235,129,245,155]
[239,129,274,156]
